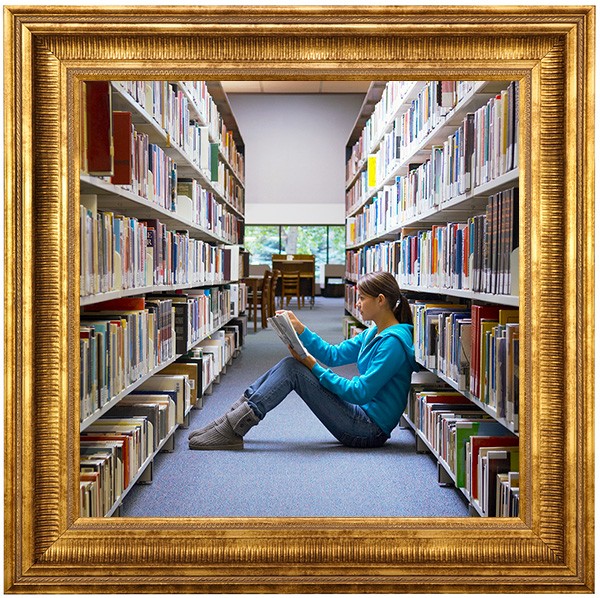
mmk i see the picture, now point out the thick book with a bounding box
[267,312,308,358]
[210,143,220,182]
[454,419,508,488]
[111,111,133,185]
[470,304,500,397]
[85,81,113,175]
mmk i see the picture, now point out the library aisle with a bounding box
[121,296,469,518]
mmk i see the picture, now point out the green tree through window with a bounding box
[244,226,280,265]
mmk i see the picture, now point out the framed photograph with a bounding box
[4,5,594,593]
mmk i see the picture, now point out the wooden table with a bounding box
[272,259,315,308]
[242,275,265,332]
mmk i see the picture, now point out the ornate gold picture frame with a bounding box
[4,6,594,593]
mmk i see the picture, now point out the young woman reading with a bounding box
[188,271,419,450]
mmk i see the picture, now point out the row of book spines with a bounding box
[411,303,519,427]
[347,81,477,179]
[112,110,223,202]
[346,179,518,258]
[82,84,176,198]
[80,298,176,418]
[346,188,518,297]
[79,328,244,517]
[112,114,178,211]
[80,320,247,517]
[346,81,518,214]
[345,171,370,209]
[353,80,466,184]
[80,206,241,297]
[351,81,518,203]
[92,110,244,217]
[346,150,508,237]
[406,388,518,516]
[175,182,244,239]
[347,81,420,166]
[82,82,244,214]
[80,414,156,517]
[115,80,244,180]
[399,189,518,295]
[79,289,241,422]
[345,247,398,282]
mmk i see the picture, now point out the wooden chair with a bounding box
[247,269,272,329]
[280,270,301,310]
[269,269,281,317]
[272,254,315,308]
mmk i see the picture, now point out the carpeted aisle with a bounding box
[120,297,469,518]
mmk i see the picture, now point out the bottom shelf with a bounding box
[80,324,246,518]
[401,412,519,518]
[105,422,179,517]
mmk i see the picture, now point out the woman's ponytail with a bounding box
[392,295,413,325]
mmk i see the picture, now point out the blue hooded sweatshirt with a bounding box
[298,323,419,435]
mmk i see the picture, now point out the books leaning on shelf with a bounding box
[79,201,240,297]
[394,188,518,295]
[80,297,176,422]
[268,312,309,358]
[346,81,518,219]
[410,301,519,431]
[404,385,519,517]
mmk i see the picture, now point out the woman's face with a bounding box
[355,289,382,321]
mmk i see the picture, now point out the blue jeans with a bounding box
[245,356,389,448]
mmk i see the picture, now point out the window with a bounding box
[328,225,346,265]
[243,226,280,265]
[244,225,345,281]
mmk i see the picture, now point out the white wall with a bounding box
[227,93,365,225]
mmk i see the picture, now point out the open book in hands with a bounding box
[267,311,309,358]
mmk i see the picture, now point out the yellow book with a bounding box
[367,154,378,188]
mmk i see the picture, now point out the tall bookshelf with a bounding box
[79,79,247,517]
[344,79,520,518]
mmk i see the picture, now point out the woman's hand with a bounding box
[288,347,317,370]
[277,309,305,334]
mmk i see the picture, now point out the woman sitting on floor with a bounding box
[188,271,419,450]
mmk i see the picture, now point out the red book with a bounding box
[86,81,113,175]
[418,393,472,405]
[470,304,500,397]
[82,296,145,312]
[470,435,519,500]
[111,111,133,185]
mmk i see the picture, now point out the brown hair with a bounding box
[357,271,413,325]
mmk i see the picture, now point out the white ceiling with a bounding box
[220,80,371,94]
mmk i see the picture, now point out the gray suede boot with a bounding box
[187,394,248,440]
[188,401,260,450]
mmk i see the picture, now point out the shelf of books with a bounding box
[344,79,520,518]
[79,79,249,517]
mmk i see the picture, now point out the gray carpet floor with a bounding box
[120,297,469,518]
